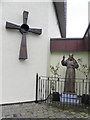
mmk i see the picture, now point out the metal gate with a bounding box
[35,73,90,109]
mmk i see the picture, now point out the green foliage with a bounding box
[50,62,61,91]
[50,62,61,77]
[77,58,90,79]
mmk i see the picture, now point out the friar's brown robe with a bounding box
[61,58,79,93]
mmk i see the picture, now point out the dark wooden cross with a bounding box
[6,11,42,60]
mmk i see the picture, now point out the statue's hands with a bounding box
[63,56,65,60]
[71,63,74,66]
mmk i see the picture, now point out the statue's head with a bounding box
[69,53,74,60]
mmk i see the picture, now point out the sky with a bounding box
[67,0,90,38]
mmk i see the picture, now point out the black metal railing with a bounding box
[35,73,90,108]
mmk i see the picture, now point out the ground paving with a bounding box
[0,102,90,119]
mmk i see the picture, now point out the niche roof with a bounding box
[50,23,90,52]
[53,0,67,38]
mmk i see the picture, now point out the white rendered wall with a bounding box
[48,1,61,38]
[47,1,61,75]
[0,2,2,104]
[2,2,60,104]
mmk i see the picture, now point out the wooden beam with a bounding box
[50,38,87,52]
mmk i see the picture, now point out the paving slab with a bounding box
[0,102,90,119]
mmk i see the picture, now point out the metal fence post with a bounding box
[35,73,38,103]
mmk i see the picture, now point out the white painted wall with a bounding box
[48,2,61,38]
[1,1,60,104]
[0,1,2,105]
[47,1,61,75]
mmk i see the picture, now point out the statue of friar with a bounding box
[61,53,79,93]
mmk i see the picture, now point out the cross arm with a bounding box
[23,11,29,24]
[6,21,20,30]
[29,28,42,35]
